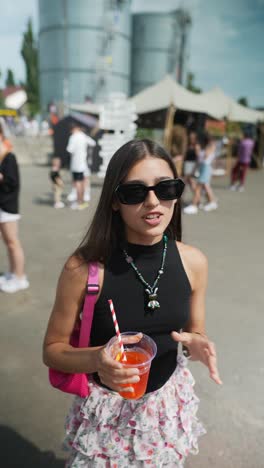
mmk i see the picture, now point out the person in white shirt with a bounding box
[66,124,96,209]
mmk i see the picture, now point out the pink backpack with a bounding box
[48,262,99,398]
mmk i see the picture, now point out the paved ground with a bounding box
[0,164,263,468]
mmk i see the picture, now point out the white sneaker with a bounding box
[70,202,79,210]
[203,201,218,212]
[84,190,91,202]
[67,189,77,202]
[183,204,198,214]
[229,184,238,191]
[1,275,29,293]
[238,185,245,192]
[54,201,65,209]
[0,272,14,286]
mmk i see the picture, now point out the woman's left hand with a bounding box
[171,331,222,385]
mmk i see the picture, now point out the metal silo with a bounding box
[38,0,132,110]
[131,10,191,96]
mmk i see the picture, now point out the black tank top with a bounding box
[185,147,197,162]
[90,238,191,392]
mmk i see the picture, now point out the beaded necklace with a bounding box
[123,235,168,310]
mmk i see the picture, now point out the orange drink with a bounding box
[106,332,157,400]
[118,349,151,399]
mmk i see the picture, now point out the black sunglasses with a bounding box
[115,178,185,205]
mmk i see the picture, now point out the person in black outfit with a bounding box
[43,139,221,467]
[183,130,198,192]
[49,156,65,209]
[0,137,29,293]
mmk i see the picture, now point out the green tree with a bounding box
[238,96,248,107]
[21,18,40,115]
[186,72,201,94]
[5,69,16,87]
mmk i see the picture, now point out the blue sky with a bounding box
[0,0,263,106]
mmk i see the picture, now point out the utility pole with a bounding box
[63,0,69,114]
[177,10,191,84]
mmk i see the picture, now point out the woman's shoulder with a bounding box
[61,256,104,288]
[176,241,208,277]
[59,256,104,303]
[63,255,103,276]
[59,255,87,289]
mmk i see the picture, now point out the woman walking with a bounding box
[43,139,221,467]
[230,129,254,192]
[0,133,29,293]
[184,133,218,214]
[183,131,198,192]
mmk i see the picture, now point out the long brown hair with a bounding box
[75,139,182,264]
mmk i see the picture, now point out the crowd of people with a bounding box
[50,125,256,215]
[1,114,50,137]
[0,121,257,298]
[179,129,255,215]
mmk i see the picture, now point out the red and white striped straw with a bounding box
[108,299,127,361]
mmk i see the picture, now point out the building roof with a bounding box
[2,86,24,98]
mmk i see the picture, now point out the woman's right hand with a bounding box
[95,335,142,393]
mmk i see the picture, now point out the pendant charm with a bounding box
[148,298,160,309]
[146,288,160,310]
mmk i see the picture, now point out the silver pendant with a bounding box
[148,299,160,309]
[146,288,160,310]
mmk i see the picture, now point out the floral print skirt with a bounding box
[64,355,206,467]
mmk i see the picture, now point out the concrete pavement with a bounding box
[0,164,263,468]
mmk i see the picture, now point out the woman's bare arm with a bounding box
[178,242,208,334]
[173,242,222,384]
[43,256,103,374]
[42,257,141,391]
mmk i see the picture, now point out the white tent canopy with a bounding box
[201,87,264,123]
[129,76,264,123]
[229,100,264,123]
[129,75,217,116]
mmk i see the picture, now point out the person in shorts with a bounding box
[184,133,218,214]
[183,131,198,192]
[66,123,96,210]
[0,135,29,293]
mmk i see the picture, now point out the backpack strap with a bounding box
[78,262,99,347]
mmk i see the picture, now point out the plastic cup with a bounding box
[106,331,157,399]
